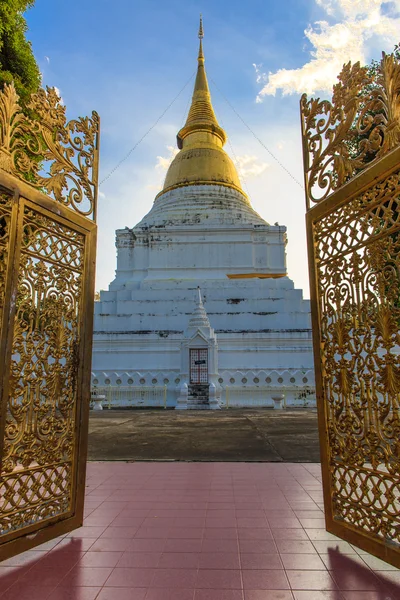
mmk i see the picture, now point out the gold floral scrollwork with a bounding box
[312,169,400,548]
[303,42,400,566]
[0,82,100,220]
[0,205,85,536]
[300,51,400,206]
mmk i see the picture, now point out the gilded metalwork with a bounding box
[0,82,99,219]
[0,192,12,315]
[300,52,400,207]
[301,49,400,567]
[0,83,98,560]
[0,208,84,536]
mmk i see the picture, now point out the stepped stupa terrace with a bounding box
[92,18,315,408]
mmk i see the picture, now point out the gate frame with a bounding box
[306,142,400,568]
[0,168,97,558]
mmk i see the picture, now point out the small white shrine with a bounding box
[92,20,315,408]
[176,288,220,409]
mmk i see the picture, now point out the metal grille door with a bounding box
[190,349,208,383]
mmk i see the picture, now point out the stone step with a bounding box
[189,385,209,395]
[187,396,210,410]
[188,397,208,403]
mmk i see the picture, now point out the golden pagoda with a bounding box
[160,17,246,198]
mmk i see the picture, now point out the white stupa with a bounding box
[92,18,315,408]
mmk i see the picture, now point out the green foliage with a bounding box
[360,45,400,312]
[346,44,400,164]
[0,0,41,107]
[369,43,400,77]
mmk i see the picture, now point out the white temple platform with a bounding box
[91,23,315,409]
[92,186,315,408]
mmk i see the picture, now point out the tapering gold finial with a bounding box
[176,15,225,149]
[198,14,204,39]
[198,15,204,62]
[158,16,246,200]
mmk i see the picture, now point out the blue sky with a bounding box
[25,0,400,296]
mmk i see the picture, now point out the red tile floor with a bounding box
[1,462,399,600]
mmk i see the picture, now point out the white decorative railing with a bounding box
[224,387,282,408]
[91,386,167,409]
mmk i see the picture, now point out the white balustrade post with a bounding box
[93,394,105,411]
[176,382,188,410]
[272,393,285,409]
[208,382,220,410]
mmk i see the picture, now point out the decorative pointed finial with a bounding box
[198,15,204,62]
[188,286,211,329]
[198,14,204,39]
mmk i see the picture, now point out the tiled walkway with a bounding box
[1,462,399,600]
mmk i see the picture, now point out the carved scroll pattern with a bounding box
[301,53,400,206]
[313,169,400,542]
[0,83,99,219]
[0,206,85,537]
[0,192,12,331]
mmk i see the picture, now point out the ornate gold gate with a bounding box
[0,83,99,559]
[301,52,400,567]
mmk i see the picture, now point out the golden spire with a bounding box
[159,17,246,199]
[176,16,226,149]
[198,13,204,61]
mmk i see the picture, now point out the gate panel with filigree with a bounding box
[301,52,400,567]
[0,83,99,560]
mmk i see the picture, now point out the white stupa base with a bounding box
[92,185,315,407]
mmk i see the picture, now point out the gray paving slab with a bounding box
[88,408,320,462]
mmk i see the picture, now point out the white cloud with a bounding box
[145,145,180,192]
[155,145,179,170]
[152,147,268,185]
[256,0,400,98]
[315,0,335,16]
[253,63,264,85]
[53,86,64,105]
[235,155,269,179]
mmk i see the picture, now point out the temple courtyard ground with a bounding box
[1,461,400,599]
[88,409,320,462]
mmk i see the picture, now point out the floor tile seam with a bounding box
[327,566,398,591]
[107,514,147,529]
[307,537,375,570]
[2,550,52,589]
[0,565,24,596]
[235,520,245,598]
[284,567,386,592]
[301,464,323,480]
[90,501,132,523]
[40,557,86,589]
[280,491,318,505]
[93,588,106,600]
